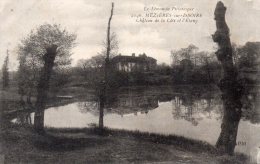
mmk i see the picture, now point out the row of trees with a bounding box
[73,38,259,87]
[72,40,259,88]
[11,39,257,96]
[169,42,259,85]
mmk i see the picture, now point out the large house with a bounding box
[111,53,157,72]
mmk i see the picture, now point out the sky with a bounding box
[0,0,260,71]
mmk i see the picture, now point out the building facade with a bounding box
[111,53,157,72]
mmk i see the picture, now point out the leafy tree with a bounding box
[50,66,72,93]
[170,45,221,84]
[171,44,198,66]
[2,50,9,89]
[17,24,76,102]
[237,42,260,69]
[17,47,39,103]
[155,63,172,75]
[75,55,105,89]
[18,23,76,132]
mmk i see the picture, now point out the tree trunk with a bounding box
[27,93,32,105]
[34,45,58,133]
[98,2,114,129]
[212,2,244,155]
[99,92,105,129]
[104,2,114,86]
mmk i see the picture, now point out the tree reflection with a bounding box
[105,88,158,116]
[11,85,259,133]
[16,112,32,125]
[241,87,260,124]
[171,89,223,126]
[77,101,98,114]
[77,87,160,127]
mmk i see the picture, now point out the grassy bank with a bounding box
[0,123,249,164]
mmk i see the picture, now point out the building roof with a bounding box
[111,54,156,63]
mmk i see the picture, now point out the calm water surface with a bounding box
[13,86,260,163]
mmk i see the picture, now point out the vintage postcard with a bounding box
[0,0,259,163]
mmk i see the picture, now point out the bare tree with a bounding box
[100,32,118,58]
[98,2,114,129]
[212,1,244,154]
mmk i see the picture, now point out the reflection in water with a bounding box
[12,86,260,163]
[107,94,158,116]
[77,101,98,115]
[172,95,223,126]
[16,112,32,125]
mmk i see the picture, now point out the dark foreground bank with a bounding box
[0,123,249,164]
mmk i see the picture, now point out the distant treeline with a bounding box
[1,42,259,98]
[71,42,259,87]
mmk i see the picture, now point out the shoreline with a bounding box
[1,123,249,164]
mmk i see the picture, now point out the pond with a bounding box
[12,86,260,163]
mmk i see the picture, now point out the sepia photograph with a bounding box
[0,0,259,163]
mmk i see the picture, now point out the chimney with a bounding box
[132,53,135,57]
[119,53,121,56]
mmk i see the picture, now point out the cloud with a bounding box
[0,0,259,70]
[119,27,166,48]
